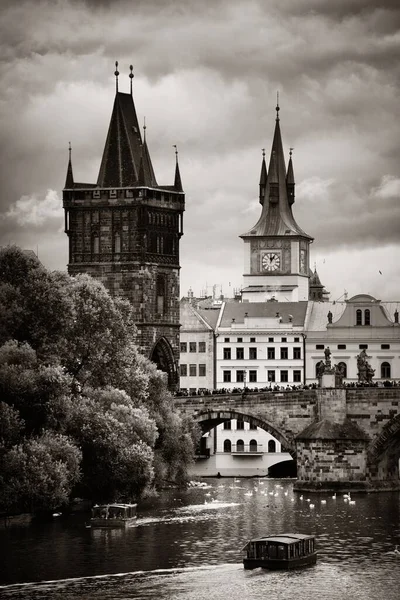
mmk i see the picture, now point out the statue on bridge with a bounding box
[317,346,340,388]
[356,349,375,383]
[334,362,346,387]
[324,346,332,369]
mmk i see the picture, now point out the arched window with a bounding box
[114,232,121,253]
[268,440,276,453]
[249,439,258,452]
[337,362,347,378]
[356,309,362,326]
[364,309,371,326]
[236,439,244,452]
[381,362,391,379]
[223,439,231,453]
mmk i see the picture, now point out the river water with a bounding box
[1,478,400,599]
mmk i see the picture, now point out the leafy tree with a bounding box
[0,432,81,514]
[0,246,73,360]
[0,401,24,448]
[0,341,73,435]
[0,245,201,511]
[67,387,156,501]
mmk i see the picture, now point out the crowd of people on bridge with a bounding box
[174,379,399,397]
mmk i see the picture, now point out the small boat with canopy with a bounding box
[243,533,317,570]
[90,503,137,528]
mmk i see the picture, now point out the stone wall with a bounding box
[295,439,368,491]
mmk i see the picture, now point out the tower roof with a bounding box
[309,268,323,287]
[64,143,74,189]
[241,106,312,240]
[286,152,295,185]
[97,92,157,188]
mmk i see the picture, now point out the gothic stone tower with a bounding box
[240,103,313,302]
[62,65,184,388]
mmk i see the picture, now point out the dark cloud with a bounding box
[0,0,399,300]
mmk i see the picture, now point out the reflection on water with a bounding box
[1,478,400,599]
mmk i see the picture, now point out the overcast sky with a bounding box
[0,0,399,302]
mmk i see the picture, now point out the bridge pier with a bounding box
[294,389,400,492]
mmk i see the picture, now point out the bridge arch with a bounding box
[193,409,296,457]
[367,414,400,481]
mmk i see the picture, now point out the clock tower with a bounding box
[240,102,313,302]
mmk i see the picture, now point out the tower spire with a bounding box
[114,61,119,93]
[173,145,183,192]
[286,147,295,205]
[259,148,267,205]
[64,141,74,188]
[276,91,280,121]
[129,64,134,95]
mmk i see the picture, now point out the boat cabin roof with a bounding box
[247,533,314,545]
[93,503,137,509]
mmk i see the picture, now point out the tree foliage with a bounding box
[0,246,199,514]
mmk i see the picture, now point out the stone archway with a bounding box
[193,408,296,457]
[150,337,178,390]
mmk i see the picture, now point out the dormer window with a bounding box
[356,308,371,326]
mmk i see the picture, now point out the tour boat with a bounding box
[90,503,137,528]
[243,533,317,570]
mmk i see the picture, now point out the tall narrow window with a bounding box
[114,232,120,253]
[223,348,231,359]
[338,362,347,378]
[223,439,232,453]
[364,309,371,325]
[236,439,244,452]
[356,309,362,325]
[249,370,257,382]
[223,421,231,430]
[381,362,391,378]
[249,347,257,360]
[268,440,276,453]
[249,440,258,452]
[236,347,244,360]
[92,234,99,254]
[223,370,231,383]
[236,370,245,383]
[180,364,187,377]
[156,274,166,316]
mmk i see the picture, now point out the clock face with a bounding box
[262,252,281,271]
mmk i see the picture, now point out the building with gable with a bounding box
[63,65,184,388]
[306,294,400,384]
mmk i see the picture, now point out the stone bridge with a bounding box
[174,388,400,492]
